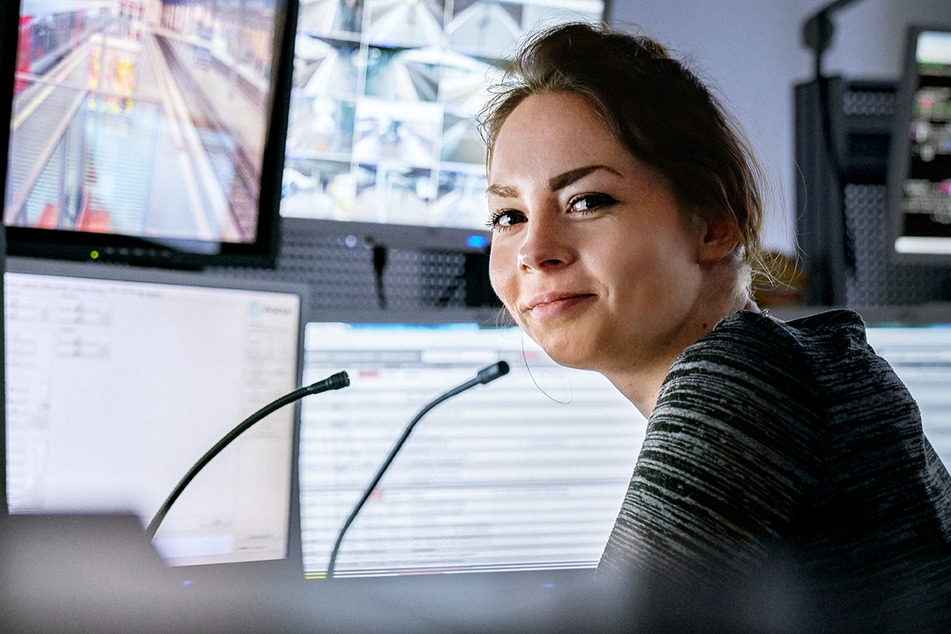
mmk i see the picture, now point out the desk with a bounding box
[0,513,594,631]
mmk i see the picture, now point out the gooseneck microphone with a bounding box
[146,371,350,541]
[326,360,510,579]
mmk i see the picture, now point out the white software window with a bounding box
[298,321,645,578]
[866,324,951,468]
[4,264,304,567]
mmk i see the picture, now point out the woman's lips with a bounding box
[527,292,596,318]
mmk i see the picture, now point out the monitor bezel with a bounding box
[0,0,15,522]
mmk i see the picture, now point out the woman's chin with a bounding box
[538,343,597,372]
[518,321,600,370]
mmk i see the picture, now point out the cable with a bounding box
[372,243,388,309]
[802,0,868,285]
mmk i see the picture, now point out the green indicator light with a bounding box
[90,250,99,260]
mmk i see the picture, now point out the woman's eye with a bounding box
[487,210,526,230]
[567,193,615,214]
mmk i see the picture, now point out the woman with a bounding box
[479,22,951,628]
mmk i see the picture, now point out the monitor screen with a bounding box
[2,0,297,268]
[888,26,951,262]
[865,316,951,470]
[3,257,307,569]
[297,315,644,579]
[279,0,605,251]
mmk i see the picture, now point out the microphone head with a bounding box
[329,371,351,390]
[306,370,351,395]
[476,360,510,385]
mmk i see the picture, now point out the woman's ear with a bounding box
[697,216,740,264]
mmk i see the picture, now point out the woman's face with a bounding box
[487,91,713,376]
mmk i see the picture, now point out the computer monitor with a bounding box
[280,0,606,252]
[2,0,298,268]
[864,308,951,469]
[3,257,308,571]
[296,313,644,579]
[888,26,951,262]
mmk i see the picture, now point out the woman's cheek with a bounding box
[488,248,510,303]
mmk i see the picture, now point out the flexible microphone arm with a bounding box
[146,371,350,541]
[326,360,510,579]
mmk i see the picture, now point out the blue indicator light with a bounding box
[466,234,489,249]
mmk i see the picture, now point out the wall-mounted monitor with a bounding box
[888,26,951,263]
[2,0,298,269]
[279,0,605,252]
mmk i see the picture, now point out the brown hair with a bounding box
[479,22,766,268]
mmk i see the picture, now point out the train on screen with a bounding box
[15,1,140,94]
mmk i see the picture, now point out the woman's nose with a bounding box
[516,215,575,272]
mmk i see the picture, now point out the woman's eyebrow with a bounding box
[548,165,619,192]
[487,165,621,198]
[487,184,519,198]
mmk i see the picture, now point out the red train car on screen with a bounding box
[14,1,101,95]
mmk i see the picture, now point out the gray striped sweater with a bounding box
[599,309,951,627]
